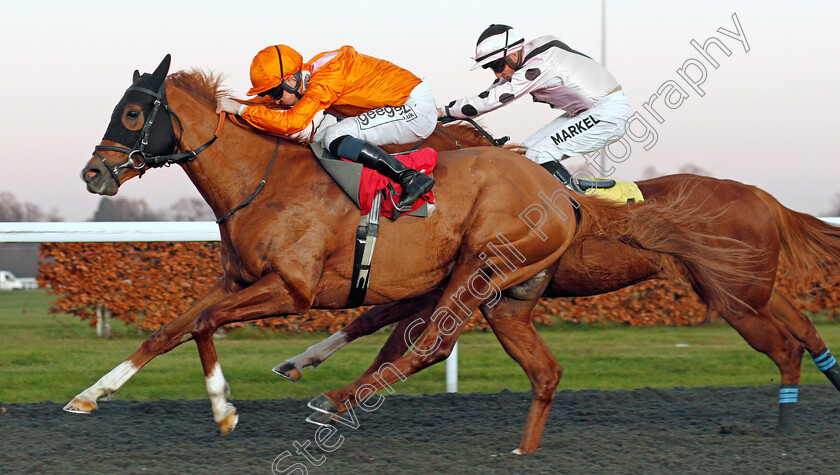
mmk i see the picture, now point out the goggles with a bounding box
[483,58,507,74]
[258,85,285,99]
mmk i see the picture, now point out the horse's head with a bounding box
[81,55,179,195]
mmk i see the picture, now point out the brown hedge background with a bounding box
[37,242,839,334]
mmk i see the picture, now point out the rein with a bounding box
[406,116,510,151]
[438,116,509,147]
[215,137,281,224]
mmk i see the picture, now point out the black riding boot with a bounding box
[334,136,435,211]
[541,161,582,193]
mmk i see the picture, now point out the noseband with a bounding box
[92,82,221,186]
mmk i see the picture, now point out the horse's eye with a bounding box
[122,107,144,130]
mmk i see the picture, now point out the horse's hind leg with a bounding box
[480,273,560,454]
[719,305,804,431]
[306,306,435,424]
[306,308,469,424]
[273,288,443,381]
[64,279,232,414]
[766,288,840,390]
[305,253,522,426]
[310,270,560,455]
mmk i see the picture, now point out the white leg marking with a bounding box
[288,331,349,369]
[206,363,235,423]
[78,361,139,402]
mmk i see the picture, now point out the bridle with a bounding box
[92,75,278,225]
[92,81,222,186]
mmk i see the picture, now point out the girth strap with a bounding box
[347,191,383,307]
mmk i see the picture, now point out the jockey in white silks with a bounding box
[439,24,630,187]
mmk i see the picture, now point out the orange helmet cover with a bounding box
[247,45,304,96]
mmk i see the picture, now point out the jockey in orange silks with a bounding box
[218,45,436,211]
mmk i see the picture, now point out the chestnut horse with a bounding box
[73,56,753,442]
[277,134,840,452]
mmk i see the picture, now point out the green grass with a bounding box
[1,290,839,403]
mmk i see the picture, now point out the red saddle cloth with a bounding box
[356,148,438,218]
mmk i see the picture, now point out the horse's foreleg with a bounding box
[273,289,444,381]
[766,288,840,391]
[191,273,305,435]
[63,279,232,414]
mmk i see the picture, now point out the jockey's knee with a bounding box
[525,147,566,165]
[327,135,349,156]
[318,119,360,151]
[328,135,367,159]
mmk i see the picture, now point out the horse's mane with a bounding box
[167,69,229,108]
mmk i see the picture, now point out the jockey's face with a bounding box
[274,88,299,107]
[494,62,516,81]
[276,76,300,107]
[487,51,520,82]
[260,76,300,107]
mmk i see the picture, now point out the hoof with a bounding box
[218,409,239,436]
[512,447,535,455]
[307,394,339,415]
[272,362,302,381]
[63,397,98,414]
[777,420,795,435]
[777,400,797,434]
[305,411,335,427]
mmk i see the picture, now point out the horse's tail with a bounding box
[747,185,840,280]
[573,186,765,314]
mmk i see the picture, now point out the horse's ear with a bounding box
[133,70,141,83]
[151,54,172,85]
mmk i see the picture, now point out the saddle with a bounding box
[578,178,645,203]
[309,143,436,219]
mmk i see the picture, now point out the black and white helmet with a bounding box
[471,24,525,71]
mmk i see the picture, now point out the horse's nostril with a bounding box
[84,169,100,183]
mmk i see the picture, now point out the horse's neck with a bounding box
[166,86,311,221]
